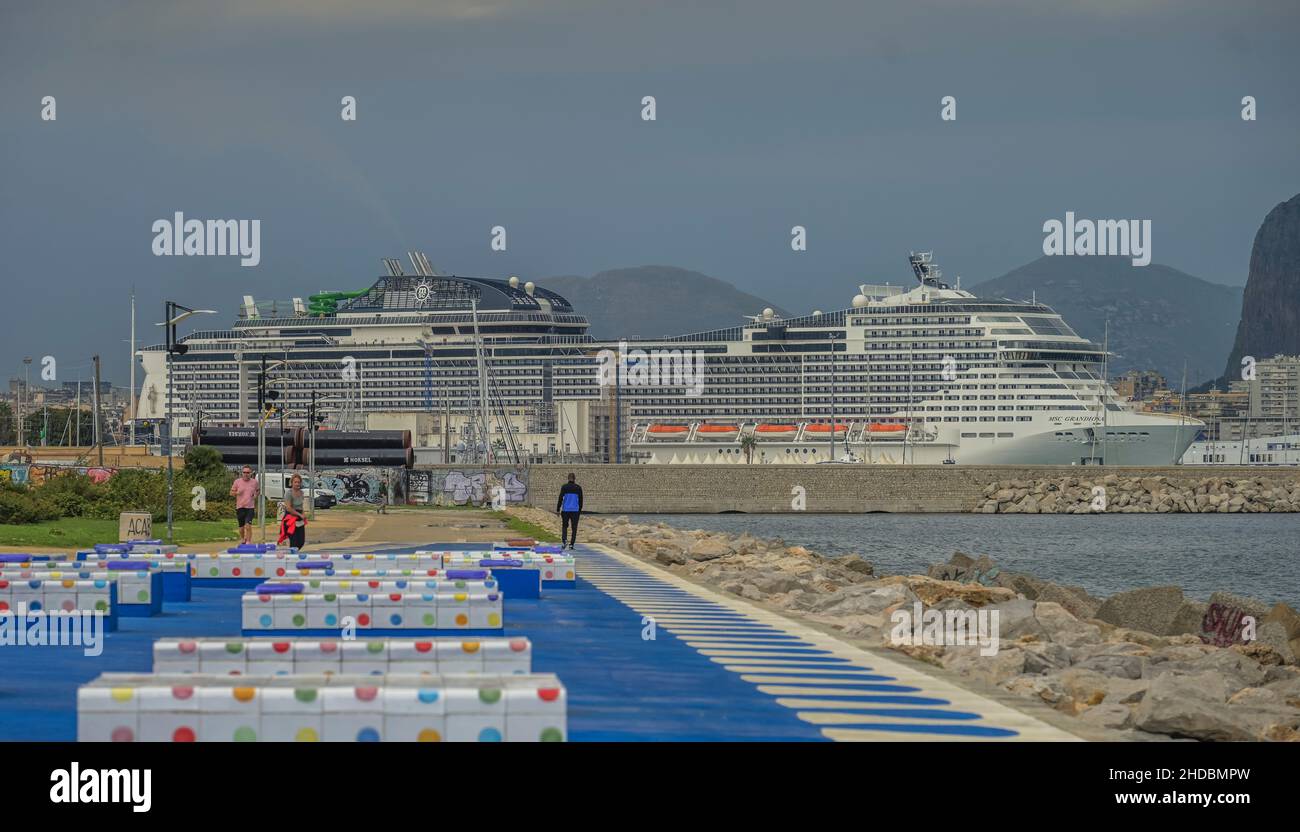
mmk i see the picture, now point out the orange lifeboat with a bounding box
[695,424,740,440]
[804,423,848,435]
[867,423,908,433]
[646,425,689,440]
[754,424,798,439]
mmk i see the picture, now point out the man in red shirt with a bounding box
[229,466,260,544]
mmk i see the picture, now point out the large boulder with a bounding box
[1259,602,1300,664]
[1133,671,1300,741]
[686,537,732,561]
[1095,586,1186,636]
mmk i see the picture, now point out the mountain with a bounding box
[1222,193,1300,383]
[540,266,789,339]
[973,256,1242,387]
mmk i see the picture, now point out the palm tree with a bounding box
[740,434,758,464]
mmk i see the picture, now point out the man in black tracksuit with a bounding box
[556,473,583,550]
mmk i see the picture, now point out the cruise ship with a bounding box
[136,252,1201,465]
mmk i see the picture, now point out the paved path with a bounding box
[0,530,1080,741]
[579,544,1080,741]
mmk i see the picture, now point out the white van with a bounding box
[261,472,337,509]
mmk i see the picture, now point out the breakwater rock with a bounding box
[508,506,1300,741]
[975,474,1300,514]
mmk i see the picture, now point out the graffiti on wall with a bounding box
[0,464,115,486]
[407,468,528,506]
[318,471,381,504]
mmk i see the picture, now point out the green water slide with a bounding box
[307,289,369,315]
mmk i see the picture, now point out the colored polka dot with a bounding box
[537,687,560,702]
[478,688,502,705]
[540,727,563,742]
[61,600,75,611]
[232,567,241,577]
[487,613,501,627]
[355,686,378,702]
[454,593,467,603]
[357,614,370,626]
[232,687,256,702]
[209,567,219,576]
[356,727,380,742]
[366,641,384,654]
[225,642,244,654]
[173,726,196,742]
[509,639,527,652]
[422,613,435,626]
[325,614,337,626]
[95,600,107,612]
[417,728,442,742]
[293,688,317,703]
[417,689,440,704]
[29,601,42,611]
[254,568,264,576]
[292,614,306,626]
[461,641,480,654]
[477,727,502,742]
[455,613,468,626]
[233,726,256,742]
[273,642,290,653]
[389,614,402,626]
[295,727,318,742]
[259,614,272,627]
[136,590,149,602]
[110,687,134,702]
[172,686,193,700]
[111,726,134,742]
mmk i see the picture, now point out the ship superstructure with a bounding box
[136,251,1201,465]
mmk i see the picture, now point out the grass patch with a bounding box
[492,512,561,543]
[0,518,242,549]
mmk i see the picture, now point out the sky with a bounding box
[1,0,1297,384]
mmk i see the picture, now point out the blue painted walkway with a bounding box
[0,542,1075,741]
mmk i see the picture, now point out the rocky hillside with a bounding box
[1222,192,1300,383]
[540,266,789,339]
[975,256,1241,387]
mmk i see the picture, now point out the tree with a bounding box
[183,445,226,480]
[740,434,758,464]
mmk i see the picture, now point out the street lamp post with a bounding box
[306,391,344,521]
[160,301,216,541]
[254,357,288,543]
[20,357,32,446]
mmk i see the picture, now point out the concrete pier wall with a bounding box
[415,464,1300,514]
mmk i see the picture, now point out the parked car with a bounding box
[262,472,336,509]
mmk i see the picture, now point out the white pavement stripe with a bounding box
[586,544,1081,743]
